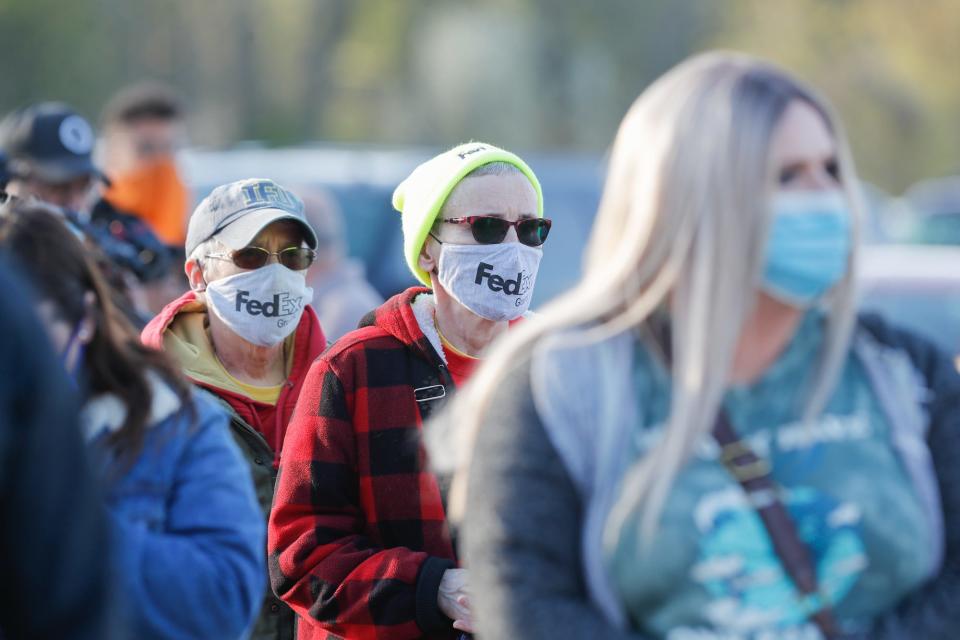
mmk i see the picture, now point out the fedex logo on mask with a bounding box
[235,290,304,318]
[474,262,525,295]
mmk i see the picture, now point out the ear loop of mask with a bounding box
[195,258,210,292]
[426,231,444,275]
[60,317,89,386]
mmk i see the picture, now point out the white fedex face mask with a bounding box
[436,242,542,321]
[205,263,313,347]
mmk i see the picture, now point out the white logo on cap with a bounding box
[58,115,94,154]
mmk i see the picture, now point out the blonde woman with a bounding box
[433,52,960,639]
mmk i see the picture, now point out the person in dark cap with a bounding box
[0,102,105,214]
[0,102,172,321]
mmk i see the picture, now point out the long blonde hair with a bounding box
[432,51,863,542]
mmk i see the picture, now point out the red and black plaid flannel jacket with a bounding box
[269,287,460,640]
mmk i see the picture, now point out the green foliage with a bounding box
[0,0,955,191]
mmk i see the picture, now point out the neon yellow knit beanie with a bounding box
[392,141,544,286]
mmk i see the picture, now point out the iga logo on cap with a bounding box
[59,115,94,154]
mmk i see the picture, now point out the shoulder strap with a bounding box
[408,351,458,549]
[409,342,454,424]
[852,319,944,579]
[713,410,841,638]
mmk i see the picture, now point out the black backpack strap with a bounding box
[409,351,453,424]
[714,410,842,639]
[408,351,460,549]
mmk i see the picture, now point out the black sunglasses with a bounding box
[441,216,552,246]
[207,246,316,271]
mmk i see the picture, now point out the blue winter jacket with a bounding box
[82,376,266,639]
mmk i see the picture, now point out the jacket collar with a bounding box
[410,291,446,365]
[361,287,444,366]
[363,285,535,365]
[141,289,326,401]
[81,372,182,442]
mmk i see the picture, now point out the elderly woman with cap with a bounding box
[142,178,327,640]
[267,142,551,640]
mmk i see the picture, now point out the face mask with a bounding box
[762,190,851,307]
[103,158,190,244]
[436,242,542,321]
[205,263,313,347]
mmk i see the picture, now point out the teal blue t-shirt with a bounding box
[607,313,932,640]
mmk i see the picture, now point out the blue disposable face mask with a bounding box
[762,190,851,307]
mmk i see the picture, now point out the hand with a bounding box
[437,568,473,633]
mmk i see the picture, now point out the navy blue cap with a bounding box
[0,102,106,184]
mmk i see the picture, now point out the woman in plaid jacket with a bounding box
[268,142,551,639]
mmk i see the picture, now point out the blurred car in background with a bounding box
[859,243,960,358]
[181,144,605,308]
[859,181,895,243]
[884,175,960,245]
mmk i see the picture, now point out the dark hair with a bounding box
[101,82,182,126]
[0,202,194,465]
[735,65,834,134]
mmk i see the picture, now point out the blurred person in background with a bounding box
[0,202,265,639]
[268,142,550,639]
[0,255,115,640]
[99,81,191,246]
[434,52,960,640]
[140,244,192,316]
[0,150,10,192]
[142,178,326,640]
[299,187,383,340]
[98,82,193,314]
[0,101,172,323]
[0,101,104,214]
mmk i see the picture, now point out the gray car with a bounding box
[859,243,960,360]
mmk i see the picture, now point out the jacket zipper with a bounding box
[224,406,275,465]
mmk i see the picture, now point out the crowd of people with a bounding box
[1,50,958,640]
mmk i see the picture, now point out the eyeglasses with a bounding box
[441,216,552,246]
[206,246,316,270]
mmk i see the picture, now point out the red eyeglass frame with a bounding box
[440,215,552,246]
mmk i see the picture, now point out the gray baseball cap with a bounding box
[185,178,317,257]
